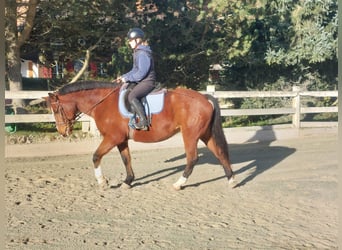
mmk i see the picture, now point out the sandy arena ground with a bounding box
[5,131,338,249]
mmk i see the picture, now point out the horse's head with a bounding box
[44,93,77,137]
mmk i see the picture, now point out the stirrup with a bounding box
[133,122,149,131]
[128,116,149,131]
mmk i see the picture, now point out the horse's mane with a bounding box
[57,81,120,95]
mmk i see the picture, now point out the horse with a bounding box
[44,80,236,190]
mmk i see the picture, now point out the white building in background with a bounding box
[20,59,52,79]
[21,59,39,78]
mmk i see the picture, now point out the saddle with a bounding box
[118,83,167,124]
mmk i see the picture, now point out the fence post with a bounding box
[206,85,216,94]
[89,118,99,136]
[292,86,301,128]
[81,121,90,133]
[81,117,99,136]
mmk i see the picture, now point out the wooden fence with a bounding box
[5,86,338,135]
[202,85,338,129]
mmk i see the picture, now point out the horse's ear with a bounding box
[48,92,58,101]
[42,96,50,108]
[43,93,57,107]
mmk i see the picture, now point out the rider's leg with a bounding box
[128,81,155,130]
[130,98,148,130]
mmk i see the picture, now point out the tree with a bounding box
[7,0,337,94]
[264,0,338,89]
[198,0,337,90]
[6,0,135,92]
[23,0,133,85]
[5,0,39,107]
[131,0,221,88]
[265,0,337,66]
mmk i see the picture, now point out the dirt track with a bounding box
[5,133,338,249]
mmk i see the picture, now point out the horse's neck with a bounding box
[69,89,116,115]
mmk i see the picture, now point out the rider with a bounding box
[117,27,156,131]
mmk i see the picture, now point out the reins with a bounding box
[73,87,118,122]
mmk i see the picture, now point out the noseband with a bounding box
[50,100,77,132]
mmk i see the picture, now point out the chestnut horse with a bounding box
[44,81,236,190]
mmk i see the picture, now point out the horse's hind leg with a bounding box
[173,138,199,190]
[203,136,236,187]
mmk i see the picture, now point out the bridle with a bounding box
[50,87,119,132]
[50,99,76,134]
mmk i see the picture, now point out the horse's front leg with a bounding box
[93,137,116,189]
[117,141,134,188]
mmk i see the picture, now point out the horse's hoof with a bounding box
[228,177,238,188]
[120,182,132,190]
[99,183,109,191]
[98,178,109,190]
[173,176,187,191]
[172,183,182,191]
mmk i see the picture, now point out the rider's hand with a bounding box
[113,77,122,83]
[114,76,126,83]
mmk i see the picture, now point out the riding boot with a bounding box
[130,98,149,131]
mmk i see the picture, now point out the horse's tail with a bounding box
[205,94,229,154]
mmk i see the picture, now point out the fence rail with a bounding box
[5,87,338,134]
[5,90,95,133]
[202,86,338,128]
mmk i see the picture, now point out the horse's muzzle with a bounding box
[57,125,72,137]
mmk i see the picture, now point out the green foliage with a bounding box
[15,0,338,92]
[21,0,134,83]
[265,0,337,66]
[110,45,132,78]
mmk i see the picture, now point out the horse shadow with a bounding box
[132,127,296,188]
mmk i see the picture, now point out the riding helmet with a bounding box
[127,28,144,40]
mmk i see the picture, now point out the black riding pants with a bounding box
[127,81,155,103]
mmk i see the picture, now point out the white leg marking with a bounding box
[94,166,105,185]
[173,176,187,190]
[94,166,103,178]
